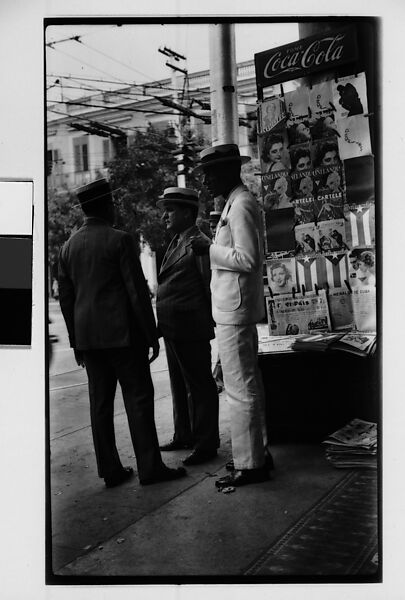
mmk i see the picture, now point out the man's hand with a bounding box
[190,234,212,256]
[149,340,160,364]
[74,349,85,367]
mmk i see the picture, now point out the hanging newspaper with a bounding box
[266,289,331,336]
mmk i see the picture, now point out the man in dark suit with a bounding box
[58,178,186,488]
[156,187,220,466]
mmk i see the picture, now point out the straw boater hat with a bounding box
[193,143,251,174]
[156,187,199,209]
[209,210,222,222]
[74,178,113,208]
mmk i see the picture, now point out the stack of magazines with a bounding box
[331,332,377,357]
[292,332,344,352]
[323,418,377,469]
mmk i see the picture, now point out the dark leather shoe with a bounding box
[183,448,217,466]
[140,465,187,486]
[215,467,270,489]
[104,466,134,488]
[159,439,192,451]
[225,451,275,472]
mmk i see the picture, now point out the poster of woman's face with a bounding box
[290,144,312,173]
[266,257,297,294]
[284,87,311,146]
[259,130,291,173]
[348,248,376,287]
[312,139,341,168]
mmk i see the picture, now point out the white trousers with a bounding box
[216,323,268,469]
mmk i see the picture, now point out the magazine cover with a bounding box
[337,115,372,160]
[258,128,291,174]
[311,138,341,168]
[291,169,316,223]
[289,143,313,173]
[266,256,297,295]
[317,252,349,289]
[266,289,331,336]
[344,155,375,205]
[332,72,368,119]
[352,285,376,332]
[258,96,286,134]
[262,171,294,210]
[309,80,335,118]
[348,247,376,287]
[295,221,318,255]
[264,207,296,254]
[344,203,375,248]
[327,288,355,330]
[284,87,311,146]
[317,218,348,252]
[313,165,345,221]
[295,254,324,292]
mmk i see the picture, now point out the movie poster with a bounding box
[262,171,294,210]
[332,72,368,119]
[337,115,372,160]
[347,247,376,287]
[317,218,348,253]
[258,96,286,134]
[295,222,318,255]
[266,289,331,336]
[258,129,291,174]
[266,256,297,295]
[344,203,375,248]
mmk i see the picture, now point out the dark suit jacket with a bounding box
[156,225,214,342]
[58,217,158,351]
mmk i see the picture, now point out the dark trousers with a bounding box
[83,345,163,481]
[164,338,220,451]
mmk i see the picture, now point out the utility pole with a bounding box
[208,23,239,210]
[159,46,188,186]
[208,23,239,146]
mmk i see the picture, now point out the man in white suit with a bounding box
[191,144,273,488]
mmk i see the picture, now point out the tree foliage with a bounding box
[108,125,211,251]
[48,188,83,273]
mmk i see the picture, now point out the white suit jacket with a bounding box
[209,184,265,325]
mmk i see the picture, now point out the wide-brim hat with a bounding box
[156,187,199,209]
[74,178,113,207]
[193,143,251,174]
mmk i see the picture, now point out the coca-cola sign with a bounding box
[255,26,358,89]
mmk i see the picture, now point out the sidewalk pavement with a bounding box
[48,301,369,579]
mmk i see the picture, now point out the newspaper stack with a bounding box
[292,332,344,352]
[323,418,377,469]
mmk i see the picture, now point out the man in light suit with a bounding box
[156,187,219,466]
[191,144,273,488]
[58,178,186,488]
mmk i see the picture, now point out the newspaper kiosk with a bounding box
[254,20,379,441]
